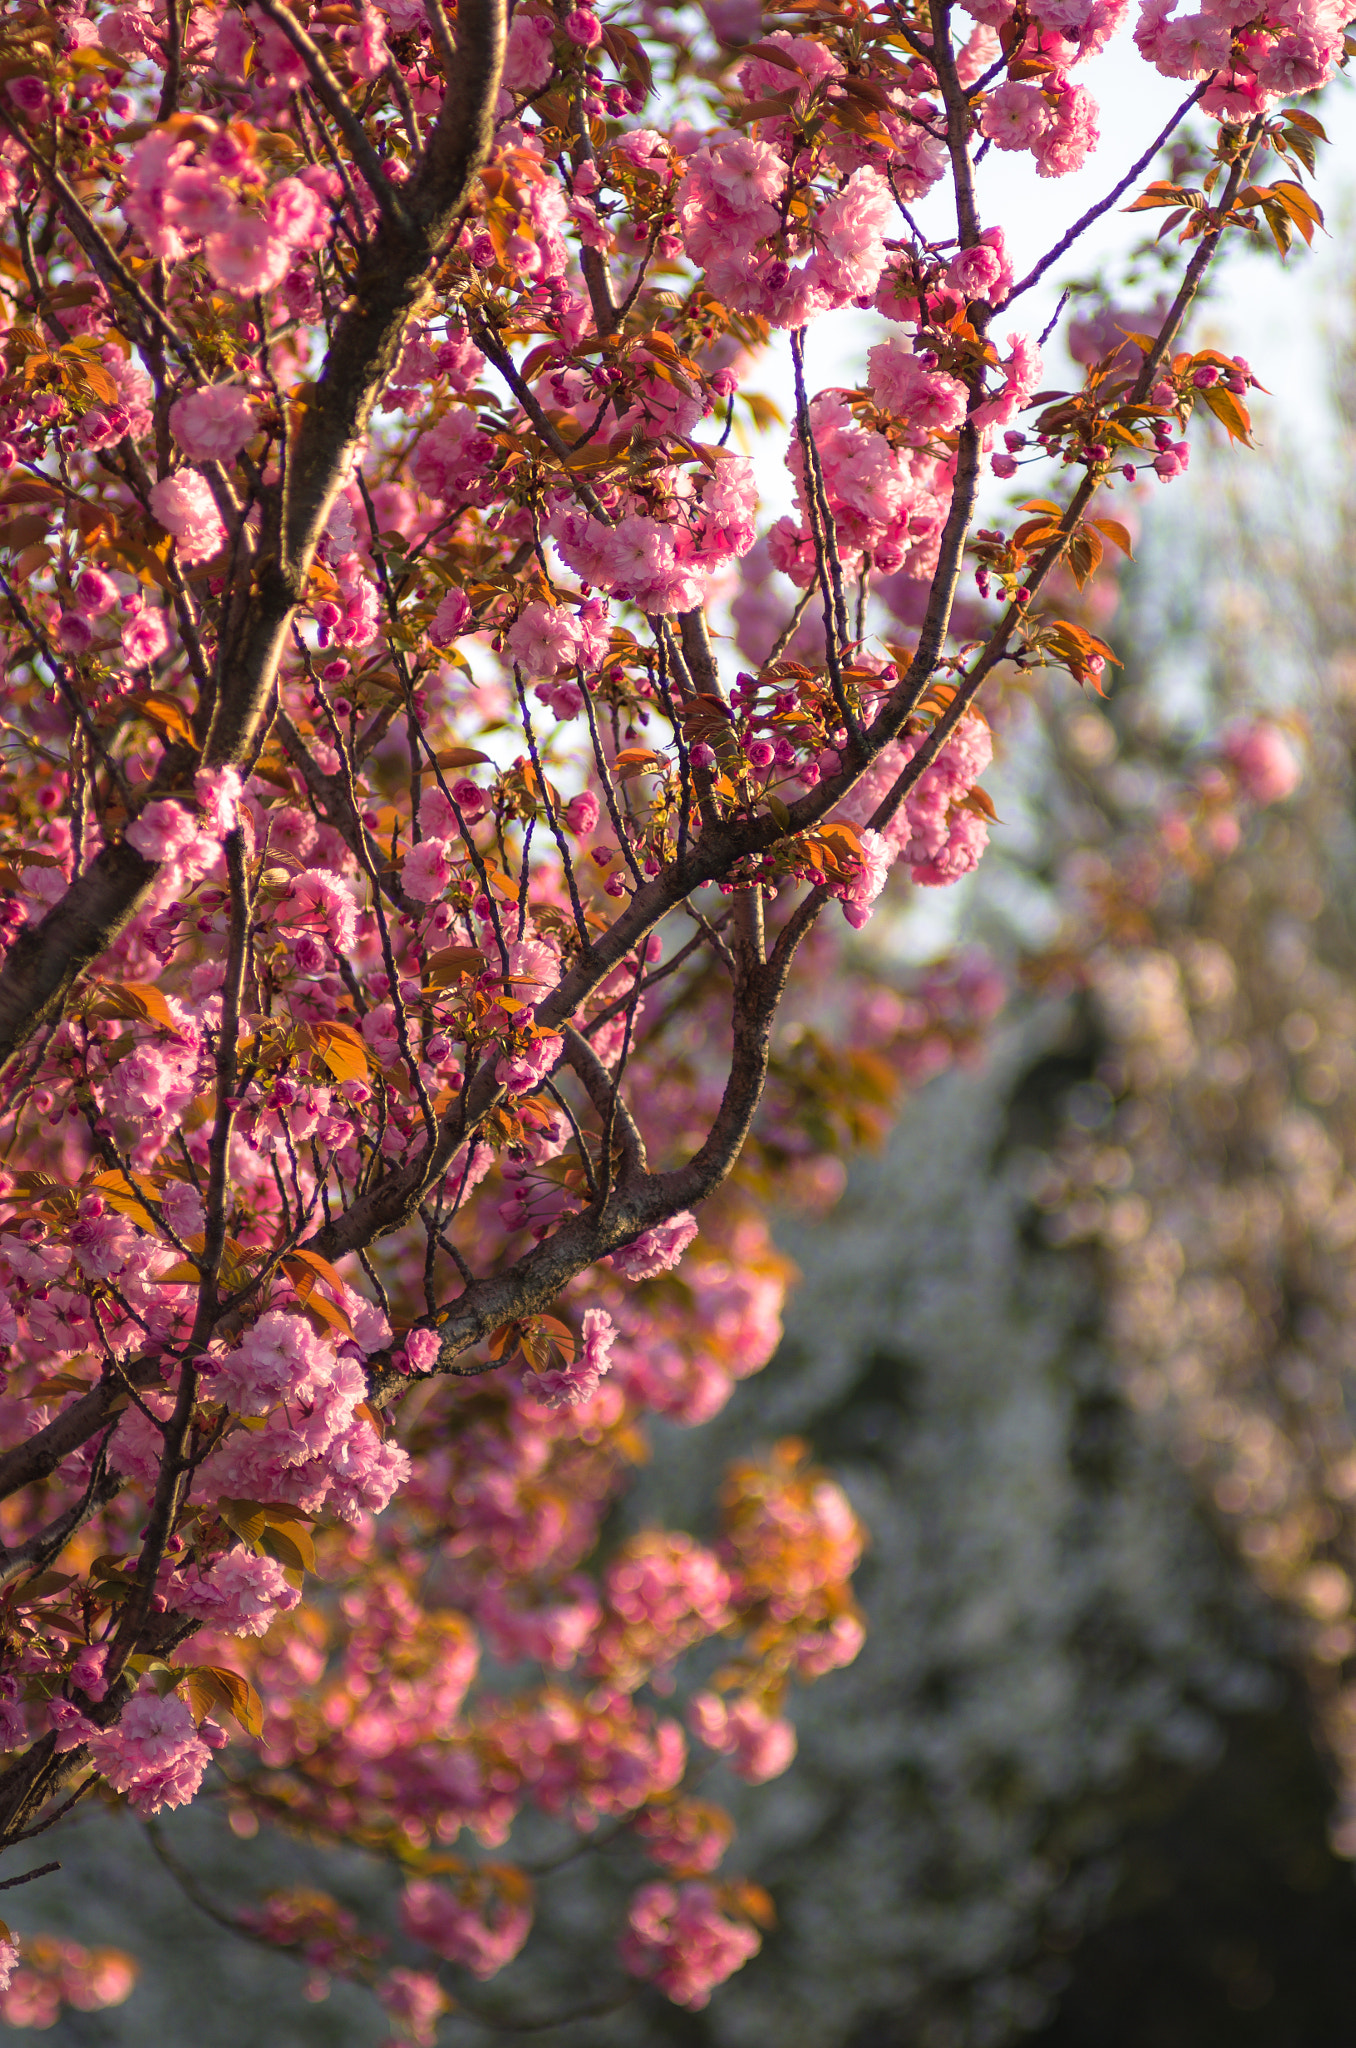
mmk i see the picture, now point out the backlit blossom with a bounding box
[403,835,455,901]
[149,469,226,564]
[170,383,256,464]
[979,79,1053,150]
[867,340,969,436]
[126,799,202,864]
[506,601,584,677]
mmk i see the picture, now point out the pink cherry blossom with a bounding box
[506,601,585,677]
[1256,26,1338,90]
[202,202,292,293]
[564,791,600,834]
[611,1212,699,1280]
[1153,7,1236,71]
[126,799,202,864]
[195,764,242,837]
[402,835,455,901]
[947,225,1014,304]
[378,1969,449,2047]
[810,167,895,302]
[840,826,894,930]
[209,1308,352,1414]
[688,1691,798,1780]
[867,340,969,436]
[275,869,358,951]
[169,383,256,464]
[523,1306,617,1407]
[1032,80,1101,176]
[86,1687,212,1816]
[410,407,496,504]
[123,608,169,668]
[149,469,227,564]
[73,567,120,618]
[430,588,472,641]
[979,80,1053,149]
[173,1547,302,1636]
[501,9,555,91]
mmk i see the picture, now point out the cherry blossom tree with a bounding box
[0,0,1340,2024]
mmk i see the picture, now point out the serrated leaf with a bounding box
[89,980,176,1029]
[1088,518,1134,559]
[1013,517,1063,552]
[29,1372,94,1399]
[282,1247,349,1296]
[1067,527,1104,590]
[298,1291,356,1339]
[425,944,487,987]
[960,784,1000,822]
[737,37,808,69]
[217,1498,270,1550]
[21,1570,75,1598]
[92,1169,159,1233]
[309,1020,370,1085]
[184,1663,264,1738]
[1199,382,1253,444]
[130,692,198,750]
[1123,181,1196,213]
[533,1314,576,1365]
[260,1521,316,1574]
[615,748,665,781]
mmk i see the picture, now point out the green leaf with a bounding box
[260,1520,317,1575]
[216,1498,270,1551]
